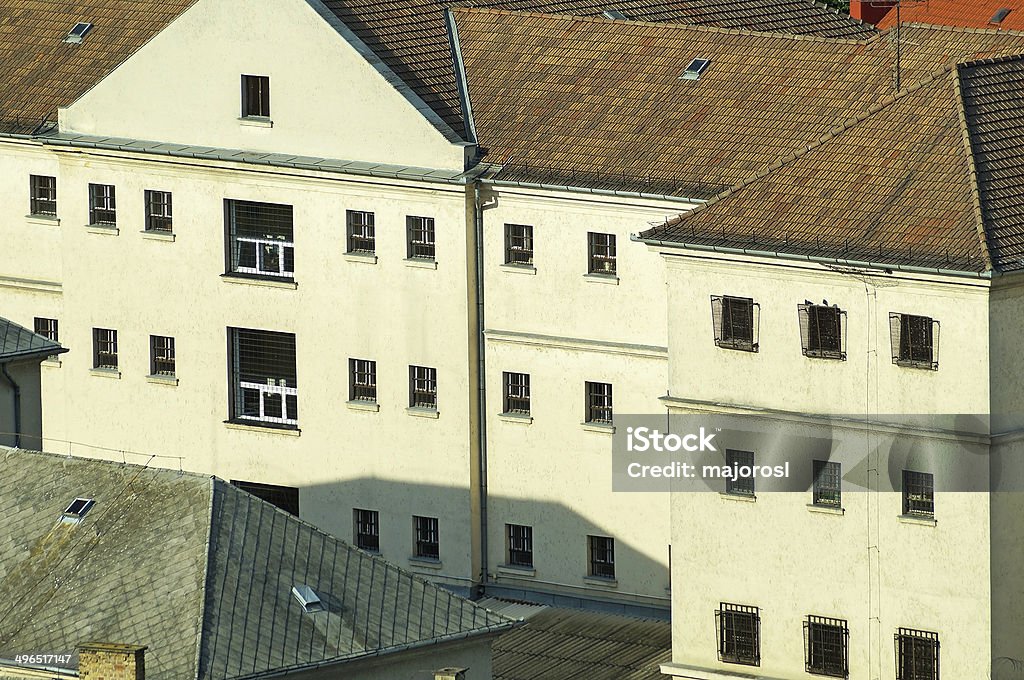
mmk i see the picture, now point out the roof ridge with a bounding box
[954,62,996,271]
[959,49,1024,69]
[899,21,1024,37]
[0,444,202,479]
[450,6,875,45]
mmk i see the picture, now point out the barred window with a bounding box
[506,523,533,567]
[585,381,613,424]
[30,175,56,216]
[799,303,846,360]
[346,210,375,254]
[409,365,437,410]
[150,335,176,376]
[241,74,270,117]
[503,372,531,415]
[354,508,379,552]
[588,232,616,274]
[88,183,116,226]
[228,328,298,428]
[890,313,939,370]
[349,358,377,402]
[895,628,939,680]
[711,295,759,351]
[813,460,842,508]
[92,328,118,369]
[505,223,534,265]
[726,449,755,497]
[145,190,173,233]
[717,603,760,666]
[407,216,435,260]
[414,515,439,559]
[230,480,298,515]
[805,615,849,678]
[225,199,294,280]
[34,317,59,360]
[587,535,615,579]
[902,470,934,518]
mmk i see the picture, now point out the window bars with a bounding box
[150,335,176,376]
[349,358,377,402]
[407,216,436,260]
[507,524,533,567]
[228,328,298,427]
[804,615,849,678]
[588,232,617,274]
[29,175,56,216]
[346,210,375,254]
[726,449,755,496]
[503,372,531,415]
[798,303,846,360]
[890,313,939,370]
[226,199,294,279]
[241,75,270,117]
[88,183,116,226]
[711,295,759,351]
[717,603,761,666]
[585,381,613,424]
[145,190,173,233]
[813,460,842,508]
[92,328,118,369]
[902,470,935,517]
[409,365,437,409]
[895,628,939,680]
[34,317,59,360]
[354,508,380,552]
[414,515,440,559]
[588,535,615,579]
[505,223,534,265]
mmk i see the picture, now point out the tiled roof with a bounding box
[0,448,513,680]
[0,317,64,362]
[876,1,1024,30]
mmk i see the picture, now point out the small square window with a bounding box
[717,603,760,666]
[407,216,436,260]
[349,358,377,402]
[409,365,437,410]
[92,328,118,369]
[504,224,534,265]
[347,210,375,254]
[587,232,616,274]
[414,515,439,559]
[241,75,270,118]
[145,190,173,233]
[33,317,58,344]
[585,381,613,424]
[587,535,615,579]
[726,449,755,496]
[354,508,379,552]
[30,175,57,216]
[502,372,530,415]
[804,615,849,678]
[712,295,759,351]
[813,460,841,508]
[895,628,939,680]
[150,335,175,376]
[506,523,533,567]
[88,184,116,226]
[902,470,934,518]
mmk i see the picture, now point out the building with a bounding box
[0,317,67,450]
[851,0,1024,30]
[0,447,514,680]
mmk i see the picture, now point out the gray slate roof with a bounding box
[0,317,65,362]
[0,448,513,680]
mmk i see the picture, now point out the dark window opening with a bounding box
[407,216,436,260]
[507,523,533,567]
[504,223,534,265]
[726,449,755,496]
[588,535,615,579]
[231,480,299,515]
[145,190,173,233]
[890,313,938,370]
[92,328,117,369]
[33,317,59,360]
[799,303,846,360]
[902,470,934,518]
[241,75,270,118]
[150,335,176,376]
[30,175,57,216]
[409,365,437,410]
[346,210,375,254]
[813,460,842,508]
[712,295,759,351]
[225,199,294,280]
[895,628,939,680]
[349,358,377,402]
[805,615,849,678]
[585,381,613,424]
[414,515,439,559]
[228,328,298,428]
[502,372,530,415]
[88,183,116,226]
[717,603,760,666]
[354,508,379,552]
[588,232,616,274]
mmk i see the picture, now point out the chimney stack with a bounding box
[78,643,146,680]
[849,0,894,25]
[434,668,467,680]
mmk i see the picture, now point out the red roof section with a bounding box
[871,0,1024,30]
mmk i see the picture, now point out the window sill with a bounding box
[406,406,440,419]
[500,263,536,275]
[899,514,937,527]
[223,420,301,436]
[85,225,119,236]
[497,564,536,577]
[141,230,175,242]
[26,214,59,226]
[807,503,844,515]
[583,575,618,587]
[146,374,179,386]
[344,252,378,265]
[408,556,443,569]
[220,274,298,290]
[581,421,614,434]
[89,368,121,379]
[498,412,533,425]
[347,399,380,412]
[584,273,619,285]
[404,257,437,270]
[239,116,273,128]
[720,492,756,503]
[41,358,62,368]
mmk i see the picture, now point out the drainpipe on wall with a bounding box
[473,179,489,596]
[0,362,21,448]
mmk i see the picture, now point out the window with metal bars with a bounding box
[711,295,759,351]
[587,232,616,274]
[227,328,298,428]
[409,365,437,410]
[585,381,613,424]
[506,524,533,567]
[230,480,298,515]
[29,175,56,216]
[502,372,530,415]
[805,615,849,678]
[225,199,294,280]
[717,603,761,666]
[144,190,173,233]
[798,303,846,360]
[890,313,939,370]
[33,317,59,360]
[414,515,439,559]
[406,216,435,260]
[349,358,377,402]
[895,628,939,680]
[346,210,375,254]
[813,460,842,508]
[150,335,175,376]
[902,470,934,517]
[504,223,534,265]
[587,535,615,579]
[726,449,755,496]
[354,508,379,552]
[88,183,116,226]
[241,74,270,118]
[92,328,118,369]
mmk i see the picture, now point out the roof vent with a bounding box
[64,22,93,44]
[291,584,324,613]
[602,9,629,20]
[680,58,712,81]
[60,497,95,524]
[990,8,1012,24]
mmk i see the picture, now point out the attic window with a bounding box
[680,58,712,80]
[990,8,1012,24]
[64,23,93,44]
[61,498,95,523]
[602,9,629,19]
[291,584,324,613]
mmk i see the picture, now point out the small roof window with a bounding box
[64,22,93,44]
[60,498,95,524]
[990,8,1012,24]
[291,584,324,613]
[680,58,712,81]
[602,9,629,20]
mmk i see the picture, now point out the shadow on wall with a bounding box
[995,658,1024,680]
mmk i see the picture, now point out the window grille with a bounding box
[89,183,116,226]
[505,223,534,265]
[711,295,759,351]
[354,508,379,552]
[409,365,437,409]
[150,335,176,376]
[902,470,934,517]
[346,210,375,254]
[407,216,435,260]
[585,381,613,424]
[230,480,299,515]
[241,75,270,117]
[92,328,118,369]
[726,449,755,496]
[804,615,849,678]
[813,460,842,508]
[587,535,615,579]
[34,317,59,360]
[798,303,846,360]
[145,190,173,232]
[349,358,377,402]
[228,328,298,428]
[414,515,439,559]
[895,628,939,680]
[890,313,939,370]
[503,372,531,414]
[507,524,533,567]
[717,603,761,666]
[30,175,56,216]
[588,232,616,274]
[225,200,294,279]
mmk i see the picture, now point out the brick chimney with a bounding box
[434,669,467,680]
[849,0,894,25]
[78,643,146,680]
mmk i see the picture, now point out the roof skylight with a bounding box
[602,9,629,20]
[990,8,1012,24]
[291,584,324,613]
[60,497,95,524]
[64,22,93,44]
[680,58,712,81]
